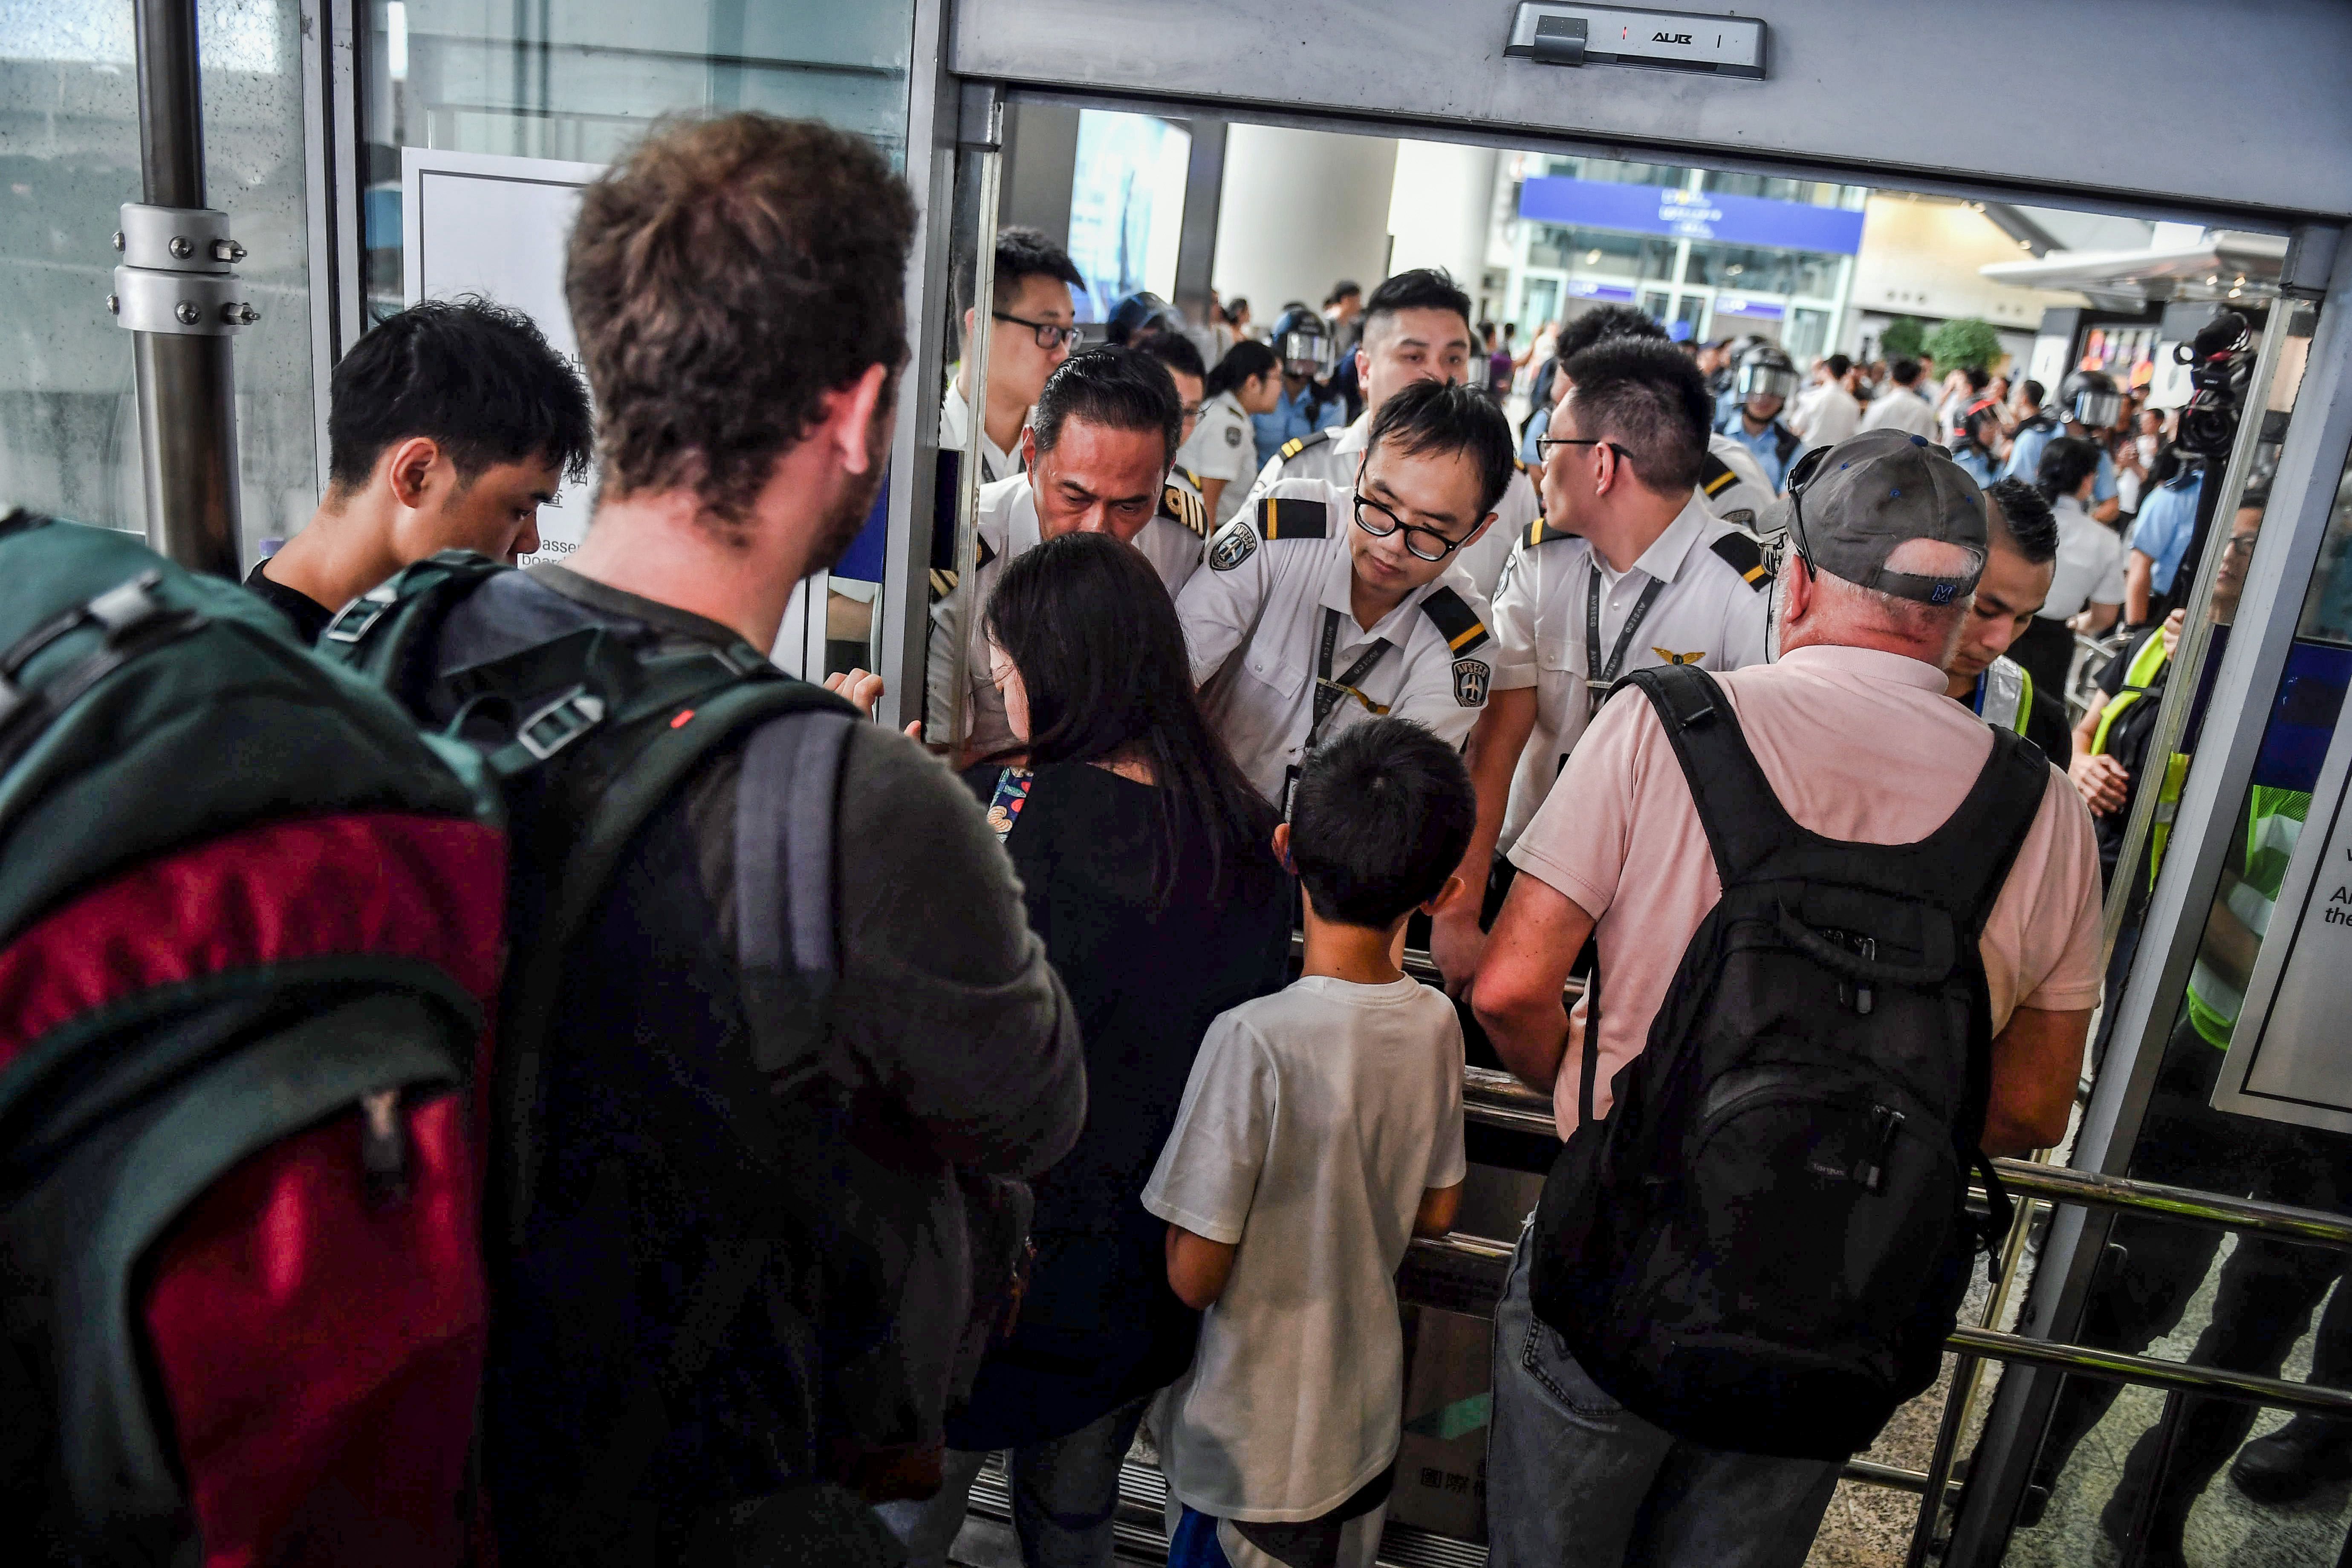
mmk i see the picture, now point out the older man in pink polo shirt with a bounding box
[1471,429,2103,1568]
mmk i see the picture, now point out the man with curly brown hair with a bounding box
[396,114,1085,1565]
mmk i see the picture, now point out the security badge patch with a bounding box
[1421,585,1492,709]
[1225,424,1243,447]
[1208,519,1257,572]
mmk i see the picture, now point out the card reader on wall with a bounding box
[1505,4,1767,78]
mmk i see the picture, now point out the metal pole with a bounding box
[125,0,245,578]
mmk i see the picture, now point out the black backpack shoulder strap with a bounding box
[314,549,509,699]
[733,705,858,1091]
[1912,726,2053,936]
[1617,664,1803,887]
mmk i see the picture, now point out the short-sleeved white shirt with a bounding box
[1487,495,1774,847]
[924,474,1037,754]
[1702,433,1779,531]
[1240,410,1537,604]
[1176,390,1262,527]
[1860,386,1940,439]
[939,382,1020,484]
[1143,975,1468,1522]
[1178,479,1496,802]
[2040,492,2128,622]
[1138,469,1209,599]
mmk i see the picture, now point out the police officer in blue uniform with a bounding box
[2004,368,2123,524]
[1716,343,1804,492]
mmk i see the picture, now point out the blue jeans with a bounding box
[1485,1224,1841,1568]
[874,1393,1150,1568]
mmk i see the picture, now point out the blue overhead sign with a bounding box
[1518,177,1867,256]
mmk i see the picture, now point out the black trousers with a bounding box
[2031,1016,2352,1526]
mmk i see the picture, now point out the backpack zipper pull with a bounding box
[1856,1104,1904,1195]
[360,1089,410,1207]
[1854,936,1876,1015]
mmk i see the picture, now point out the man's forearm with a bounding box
[1442,691,1535,929]
[2126,554,2154,624]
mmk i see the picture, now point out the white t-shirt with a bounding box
[1144,975,1468,1522]
[1176,390,1262,527]
[2040,491,2129,622]
[1859,385,1939,439]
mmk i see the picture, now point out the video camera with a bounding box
[2174,308,2255,458]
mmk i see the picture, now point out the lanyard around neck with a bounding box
[1585,557,1666,705]
[1311,605,1393,746]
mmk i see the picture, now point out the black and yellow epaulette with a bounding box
[978,535,997,569]
[1698,450,1741,500]
[929,567,956,597]
[1516,455,1536,476]
[1175,465,1202,490]
[1255,496,1327,540]
[1159,481,1208,539]
[1521,516,1572,549]
[1709,530,1771,591]
[1420,586,1491,654]
[1276,428,1334,463]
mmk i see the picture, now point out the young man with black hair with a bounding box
[1136,333,1218,596]
[248,297,593,640]
[944,225,1086,483]
[1180,380,1509,804]
[1943,476,2075,762]
[1243,268,1537,599]
[1146,716,1471,1568]
[1547,303,1775,531]
[929,346,1185,760]
[1430,337,1774,991]
[1861,357,1939,439]
[373,114,1084,1557]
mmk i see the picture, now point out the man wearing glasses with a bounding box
[1242,269,1538,602]
[942,226,1085,483]
[1178,380,1512,805]
[1431,338,1774,992]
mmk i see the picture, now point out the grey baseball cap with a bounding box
[1761,428,1989,605]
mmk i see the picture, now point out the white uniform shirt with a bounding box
[924,473,1038,755]
[1796,382,1861,447]
[2040,491,2128,622]
[1488,495,1775,847]
[939,381,1020,484]
[1860,386,1939,439]
[1175,390,1261,528]
[1136,469,1210,600]
[1178,478,1496,803]
[1240,410,1537,603]
[1699,434,1778,535]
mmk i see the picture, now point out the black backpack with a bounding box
[1529,664,2047,1461]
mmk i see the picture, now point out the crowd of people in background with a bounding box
[26,106,2284,1568]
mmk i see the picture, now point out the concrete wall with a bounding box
[1210,122,1395,323]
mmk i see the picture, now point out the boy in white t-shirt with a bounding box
[1144,717,1473,1568]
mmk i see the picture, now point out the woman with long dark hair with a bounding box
[878,531,1294,1568]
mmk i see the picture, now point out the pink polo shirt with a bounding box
[1508,642,2104,1139]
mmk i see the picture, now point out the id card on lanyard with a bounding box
[1284,605,1392,816]
[1558,557,1664,778]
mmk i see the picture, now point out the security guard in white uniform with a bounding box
[1241,269,1537,604]
[1178,380,1513,804]
[1136,336,1216,596]
[928,347,1185,758]
[1700,435,1777,534]
[939,227,1084,484]
[1939,472,2076,762]
[1432,337,1772,987]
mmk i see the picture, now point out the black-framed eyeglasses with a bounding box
[1535,436,1635,465]
[1352,491,1469,563]
[1774,442,1835,577]
[992,311,1082,351]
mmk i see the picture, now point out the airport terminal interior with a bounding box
[5,4,2352,1568]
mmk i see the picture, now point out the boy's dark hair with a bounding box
[566,113,914,530]
[2034,435,2103,507]
[328,297,593,494]
[1890,358,1923,387]
[956,224,1083,317]
[1557,337,1712,496]
[1140,332,1207,384]
[1362,268,1474,341]
[1985,477,2059,566]
[1291,718,1475,928]
[1555,303,1665,363]
[1366,379,1517,517]
[1032,347,1181,466]
[1825,352,1854,379]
